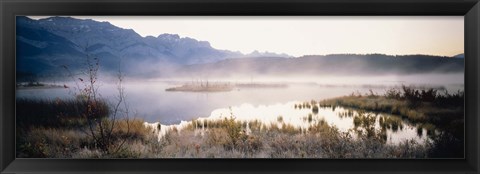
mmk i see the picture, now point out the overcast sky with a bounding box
[30,16,464,57]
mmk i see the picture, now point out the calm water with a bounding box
[145,102,432,145]
[17,81,389,124]
[17,75,463,145]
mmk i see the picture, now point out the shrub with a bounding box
[385,88,402,99]
[312,105,319,114]
[420,88,437,102]
[222,115,244,148]
[277,116,283,122]
[353,116,361,127]
[307,114,313,123]
[434,90,464,108]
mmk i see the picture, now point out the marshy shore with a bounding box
[16,86,463,158]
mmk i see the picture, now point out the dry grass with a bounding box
[17,127,90,158]
[318,91,462,130]
[17,86,461,158]
[316,87,464,158]
[16,98,159,158]
[17,112,434,158]
[107,119,153,140]
[146,117,431,158]
[16,98,109,129]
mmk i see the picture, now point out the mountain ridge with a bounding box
[16,16,464,81]
[16,16,290,77]
[171,54,464,78]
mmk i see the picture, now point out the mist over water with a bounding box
[17,73,463,124]
[16,73,463,146]
[15,16,465,157]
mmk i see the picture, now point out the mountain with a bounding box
[16,16,290,79]
[174,54,464,78]
[453,53,464,59]
[244,50,292,58]
[16,16,464,81]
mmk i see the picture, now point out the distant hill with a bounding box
[453,53,464,59]
[174,54,464,78]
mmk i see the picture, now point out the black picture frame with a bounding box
[1,0,479,173]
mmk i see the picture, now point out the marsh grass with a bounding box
[16,98,158,158]
[379,116,404,132]
[156,117,429,158]
[318,86,463,129]
[17,117,158,158]
[317,86,464,158]
[16,97,434,158]
[17,85,462,158]
[16,98,109,129]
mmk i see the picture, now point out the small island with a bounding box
[165,82,289,92]
[165,82,234,92]
[235,83,288,88]
[16,81,66,89]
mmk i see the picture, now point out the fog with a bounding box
[150,73,463,88]
[17,73,464,124]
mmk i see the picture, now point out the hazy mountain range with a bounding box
[16,16,289,77]
[16,16,464,81]
[453,53,464,58]
[174,54,464,78]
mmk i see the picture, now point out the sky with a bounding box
[30,16,464,57]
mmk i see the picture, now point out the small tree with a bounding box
[223,108,243,150]
[64,49,131,154]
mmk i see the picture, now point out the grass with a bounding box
[16,98,109,129]
[154,118,430,158]
[319,95,427,122]
[17,97,434,158]
[379,116,404,132]
[16,98,158,158]
[318,86,464,131]
[317,86,464,158]
[17,85,462,158]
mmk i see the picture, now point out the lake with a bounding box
[16,74,464,145]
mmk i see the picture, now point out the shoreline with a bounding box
[16,84,66,90]
[15,86,464,158]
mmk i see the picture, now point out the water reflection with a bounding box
[16,81,391,124]
[17,80,453,145]
[146,101,434,145]
[17,80,462,124]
